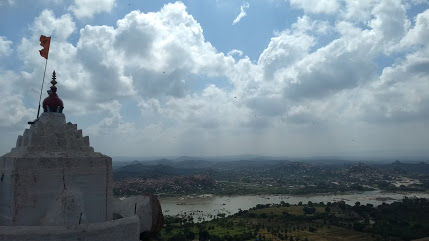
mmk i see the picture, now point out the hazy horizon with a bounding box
[111,152,429,163]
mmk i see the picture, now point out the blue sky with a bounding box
[1,0,429,159]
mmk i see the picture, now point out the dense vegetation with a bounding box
[153,197,429,241]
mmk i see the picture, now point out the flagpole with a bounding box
[36,58,48,119]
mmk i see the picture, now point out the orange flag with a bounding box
[39,35,51,59]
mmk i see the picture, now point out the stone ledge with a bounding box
[0,216,140,241]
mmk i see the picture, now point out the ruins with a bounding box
[0,71,163,241]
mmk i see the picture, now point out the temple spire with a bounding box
[50,70,58,93]
[51,70,57,87]
[42,70,63,113]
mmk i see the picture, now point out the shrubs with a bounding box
[303,206,316,215]
[158,197,429,241]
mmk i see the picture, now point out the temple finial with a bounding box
[51,70,57,87]
[42,70,63,113]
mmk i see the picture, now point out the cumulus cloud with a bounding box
[244,0,428,130]
[2,1,429,156]
[14,3,235,111]
[358,10,429,123]
[68,0,116,19]
[369,0,410,47]
[232,2,249,25]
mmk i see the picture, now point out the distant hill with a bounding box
[381,161,429,175]
[114,159,292,171]
[113,163,207,180]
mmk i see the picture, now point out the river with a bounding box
[159,190,429,222]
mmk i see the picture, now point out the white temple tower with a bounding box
[0,71,163,241]
[0,112,113,226]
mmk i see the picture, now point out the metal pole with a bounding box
[36,58,48,119]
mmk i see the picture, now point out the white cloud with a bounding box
[369,0,410,49]
[0,36,13,57]
[257,16,334,84]
[356,50,429,123]
[340,0,375,22]
[227,49,243,57]
[401,9,429,47]
[86,100,133,135]
[0,70,34,130]
[258,30,313,78]
[68,0,116,19]
[31,9,76,41]
[292,15,333,35]
[163,85,250,128]
[232,2,249,25]
[289,0,340,14]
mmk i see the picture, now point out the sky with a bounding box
[0,0,429,159]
